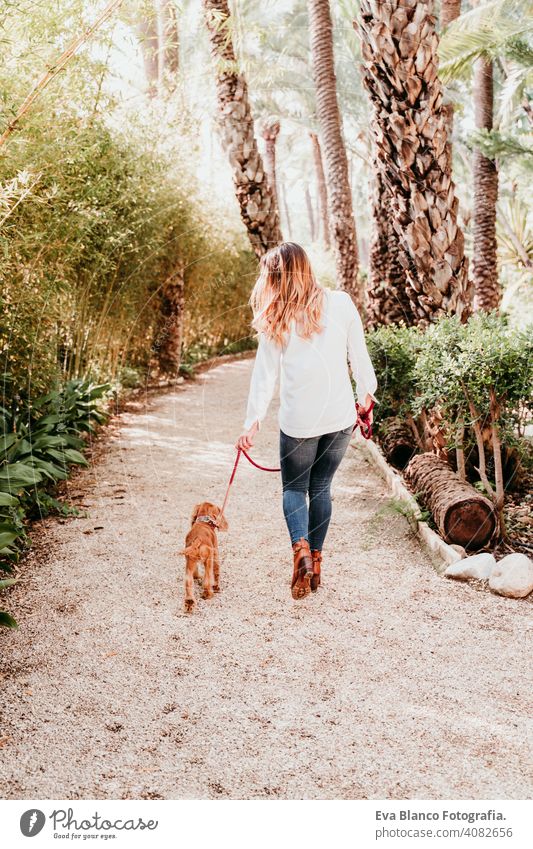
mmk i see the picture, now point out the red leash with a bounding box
[219,401,375,518]
[220,447,279,517]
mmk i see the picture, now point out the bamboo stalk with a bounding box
[0,0,124,149]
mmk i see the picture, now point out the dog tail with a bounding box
[180,538,202,557]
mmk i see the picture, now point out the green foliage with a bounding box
[413,313,532,431]
[439,0,533,82]
[469,129,533,161]
[365,323,424,421]
[0,378,110,626]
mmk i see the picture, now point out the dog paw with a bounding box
[213,584,220,593]
[202,589,214,600]
[184,598,196,613]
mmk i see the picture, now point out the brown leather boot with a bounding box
[311,550,322,592]
[291,538,313,599]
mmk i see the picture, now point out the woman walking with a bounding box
[237,242,377,600]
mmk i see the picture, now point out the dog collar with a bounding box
[194,515,218,528]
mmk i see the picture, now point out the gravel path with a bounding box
[1,358,531,800]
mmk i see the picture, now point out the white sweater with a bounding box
[243,289,378,438]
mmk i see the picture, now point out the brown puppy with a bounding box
[181,501,228,612]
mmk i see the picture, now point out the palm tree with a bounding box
[203,0,282,256]
[261,117,280,206]
[441,0,462,28]
[472,53,500,310]
[309,131,330,248]
[366,170,416,328]
[440,0,461,169]
[308,0,362,308]
[358,0,473,325]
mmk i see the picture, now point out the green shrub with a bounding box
[0,379,110,626]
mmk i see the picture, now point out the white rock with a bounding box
[489,553,533,599]
[450,544,467,558]
[445,552,496,581]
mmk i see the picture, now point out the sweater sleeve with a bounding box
[345,295,378,405]
[242,332,282,430]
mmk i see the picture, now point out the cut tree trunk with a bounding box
[261,118,280,206]
[405,452,497,549]
[156,261,185,377]
[473,57,500,311]
[310,131,330,249]
[358,0,473,326]
[203,0,282,257]
[380,418,417,469]
[308,0,362,308]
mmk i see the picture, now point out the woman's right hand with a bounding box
[236,421,259,451]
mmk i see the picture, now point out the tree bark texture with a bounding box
[440,0,461,29]
[308,0,362,308]
[405,452,497,549]
[156,261,185,376]
[366,167,417,327]
[379,418,417,468]
[473,57,500,311]
[305,184,317,241]
[358,0,473,326]
[439,0,461,171]
[261,118,280,206]
[281,180,293,239]
[203,0,282,257]
[310,131,331,249]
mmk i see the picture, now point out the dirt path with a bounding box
[1,359,531,800]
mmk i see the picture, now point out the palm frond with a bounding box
[469,128,533,160]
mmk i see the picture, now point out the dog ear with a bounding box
[216,509,228,532]
[190,503,202,526]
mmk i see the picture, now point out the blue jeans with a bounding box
[279,426,353,551]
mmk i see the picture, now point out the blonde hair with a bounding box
[250,242,325,346]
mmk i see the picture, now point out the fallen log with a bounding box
[379,418,417,469]
[405,452,497,550]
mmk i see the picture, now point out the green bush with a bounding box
[0,379,110,626]
[367,313,533,524]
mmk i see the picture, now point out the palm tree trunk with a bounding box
[203,0,282,257]
[440,0,461,167]
[367,168,416,328]
[473,57,500,311]
[308,0,362,308]
[261,118,280,206]
[305,184,317,241]
[440,0,461,28]
[309,131,330,249]
[156,261,185,377]
[358,0,473,326]
[281,180,293,239]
